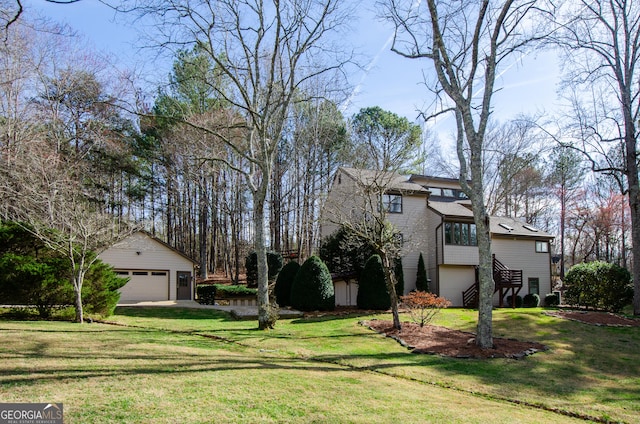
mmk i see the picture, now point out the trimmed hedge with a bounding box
[274,261,300,307]
[506,294,523,308]
[196,285,217,305]
[523,293,540,308]
[564,261,632,312]
[545,292,560,307]
[357,255,391,310]
[214,284,257,298]
[290,256,334,311]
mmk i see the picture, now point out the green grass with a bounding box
[1,307,638,423]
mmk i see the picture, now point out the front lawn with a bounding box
[1,307,638,423]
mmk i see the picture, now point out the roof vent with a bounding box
[499,223,514,231]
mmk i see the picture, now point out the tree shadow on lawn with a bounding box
[329,311,640,401]
[114,306,235,321]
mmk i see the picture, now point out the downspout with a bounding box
[435,217,444,296]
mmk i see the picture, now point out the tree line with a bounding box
[1,1,639,342]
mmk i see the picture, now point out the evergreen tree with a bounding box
[357,255,391,310]
[416,253,429,292]
[274,261,300,307]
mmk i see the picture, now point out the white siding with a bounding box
[443,245,480,265]
[99,232,195,301]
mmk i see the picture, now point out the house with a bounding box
[98,231,197,302]
[321,168,431,306]
[321,168,554,307]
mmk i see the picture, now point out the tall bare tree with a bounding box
[382,0,553,348]
[127,0,353,329]
[555,0,640,315]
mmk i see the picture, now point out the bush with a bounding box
[505,294,523,308]
[213,284,257,298]
[357,255,390,310]
[196,285,217,305]
[415,253,429,292]
[82,257,128,316]
[245,251,283,288]
[522,293,540,308]
[274,261,300,307]
[564,261,632,312]
[545,292,560,307]
[401,291,451,327]
[290,256,334,311]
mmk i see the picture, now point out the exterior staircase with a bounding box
[462,255,523,308]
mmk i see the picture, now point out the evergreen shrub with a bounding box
[415,253,429,292]
[544,292,560,307]
[196,285,217,305]
[290,256,334,311]
[506,294,523,308]
[274,261,300,307]
[564,261,632,312]
[357,255,390,310]
[522,293,540,308]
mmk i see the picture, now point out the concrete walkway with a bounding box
[116,300,304,319]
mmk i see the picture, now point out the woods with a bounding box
[1,1,639,332]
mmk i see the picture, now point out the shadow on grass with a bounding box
[114,307,235,321]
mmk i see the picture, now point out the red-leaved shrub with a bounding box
[401,291,451,327]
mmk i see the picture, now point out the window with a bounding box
[382,193,402,213]
[528,278,539,295]
[535,241,549,253]
[444,221,477,246]
[132,271,148,276]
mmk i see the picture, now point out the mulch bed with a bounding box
[544,310,640,327]
[362,320,547,359]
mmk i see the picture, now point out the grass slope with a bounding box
[0,307,637,423]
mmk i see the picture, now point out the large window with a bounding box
[528,278,539,295]
[444,221,477,246]
[535,241,549,253]
[382,193,402,213]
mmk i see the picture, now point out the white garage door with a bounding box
[116,270,169,302]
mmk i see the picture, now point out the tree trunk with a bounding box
[380,253,401,330]
[254,175,277,329]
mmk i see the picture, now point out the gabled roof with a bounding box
[338,167,429,194]
[118,231,199,264]
[490,217,553,239]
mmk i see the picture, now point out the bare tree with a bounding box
[381,0,553,348]
[555,0,640,315]
[125,0,353,329]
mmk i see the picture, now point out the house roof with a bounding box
[490,216,554,239]
[429,203,554,239]
[428,200,474,218]
[339,167,429,194]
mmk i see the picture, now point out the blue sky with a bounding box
[23,0,560,135]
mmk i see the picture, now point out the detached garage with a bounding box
[99,231,197,302]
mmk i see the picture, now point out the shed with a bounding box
[99,231,197,302]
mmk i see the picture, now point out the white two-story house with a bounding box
[321,168,554,307]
